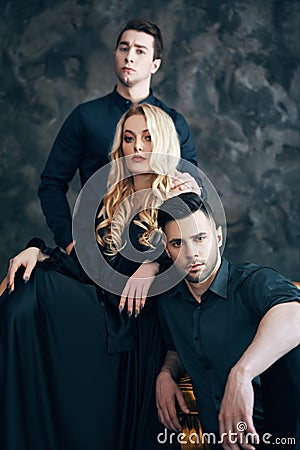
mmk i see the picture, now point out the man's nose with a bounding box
[125,47,134,63]
[186,242,199,259]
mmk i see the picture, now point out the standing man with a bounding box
[155,193,300,449]
[38,19,197,254]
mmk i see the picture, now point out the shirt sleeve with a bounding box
[38,106,85,249]
[241,267,300,317]
[173,112,198,166]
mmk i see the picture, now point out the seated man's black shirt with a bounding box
[157,258,300,435]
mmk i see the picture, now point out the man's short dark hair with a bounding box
[157,193,215,231]
[115,19,163,60]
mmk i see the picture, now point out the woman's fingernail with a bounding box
[135,310,138,318]
[127,311,132,318]
[140,304,144,311]
[7,284,11,295]
[24,277,29,284]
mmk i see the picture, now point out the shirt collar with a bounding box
[112,86,155,110]
[207,257,228,299]
[172,257,229,300]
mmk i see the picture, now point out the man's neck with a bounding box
[116,81,151,103]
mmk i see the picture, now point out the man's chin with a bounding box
[118,75,134,87]
[185,268,216,284]
[185,272,203,283]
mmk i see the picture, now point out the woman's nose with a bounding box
[135,141,143,152]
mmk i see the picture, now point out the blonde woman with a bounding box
[0,104,200,450]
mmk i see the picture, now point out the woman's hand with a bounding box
[0,277,8,296]
[6,247,49,293]
[119,261,159,317]
[171,170,202,197]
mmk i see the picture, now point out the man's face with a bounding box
[114,30,161,88]
[165,210,222,284]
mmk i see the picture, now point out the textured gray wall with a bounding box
[0,0,299,280]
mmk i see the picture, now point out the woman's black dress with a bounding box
[0,222,177,450]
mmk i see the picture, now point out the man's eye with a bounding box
[119,47,128,52]
[137,49,145,54]
[196,236,205,242]
[172,242,182,248]
[124,136,134,143]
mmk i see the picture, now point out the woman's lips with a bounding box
[131,156,146,162]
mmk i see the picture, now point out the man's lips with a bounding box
[122,67,135,72]
[187,263,204,271]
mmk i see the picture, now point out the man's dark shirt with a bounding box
[157,258,300,435]
[38,87,197,248]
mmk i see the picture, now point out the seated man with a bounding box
[155,192,300,450]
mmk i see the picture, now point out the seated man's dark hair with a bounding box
[157,192,214,231]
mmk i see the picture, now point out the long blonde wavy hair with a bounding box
[96,103,180,255]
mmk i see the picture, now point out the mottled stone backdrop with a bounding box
[0,0,299,280]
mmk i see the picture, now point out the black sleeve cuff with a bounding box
[25,237,57,256]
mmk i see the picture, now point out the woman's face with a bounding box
[122,114,152,174]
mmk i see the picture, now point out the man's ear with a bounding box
[151,58,161,74]
[160,234,171,258]
[216,226,223,248]
[165,246,171,258]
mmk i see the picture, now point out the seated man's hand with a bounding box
[156,369,190,432]
[218,368,259,450]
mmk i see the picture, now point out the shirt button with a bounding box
[194,336,199,341]
[205,365,210,371]
[215,395,221,401]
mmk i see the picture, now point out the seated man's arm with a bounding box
[219,301,300,450]
[156,350,190,432]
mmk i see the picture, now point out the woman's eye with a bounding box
[145,135,151,142]
[124,136,134,143]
